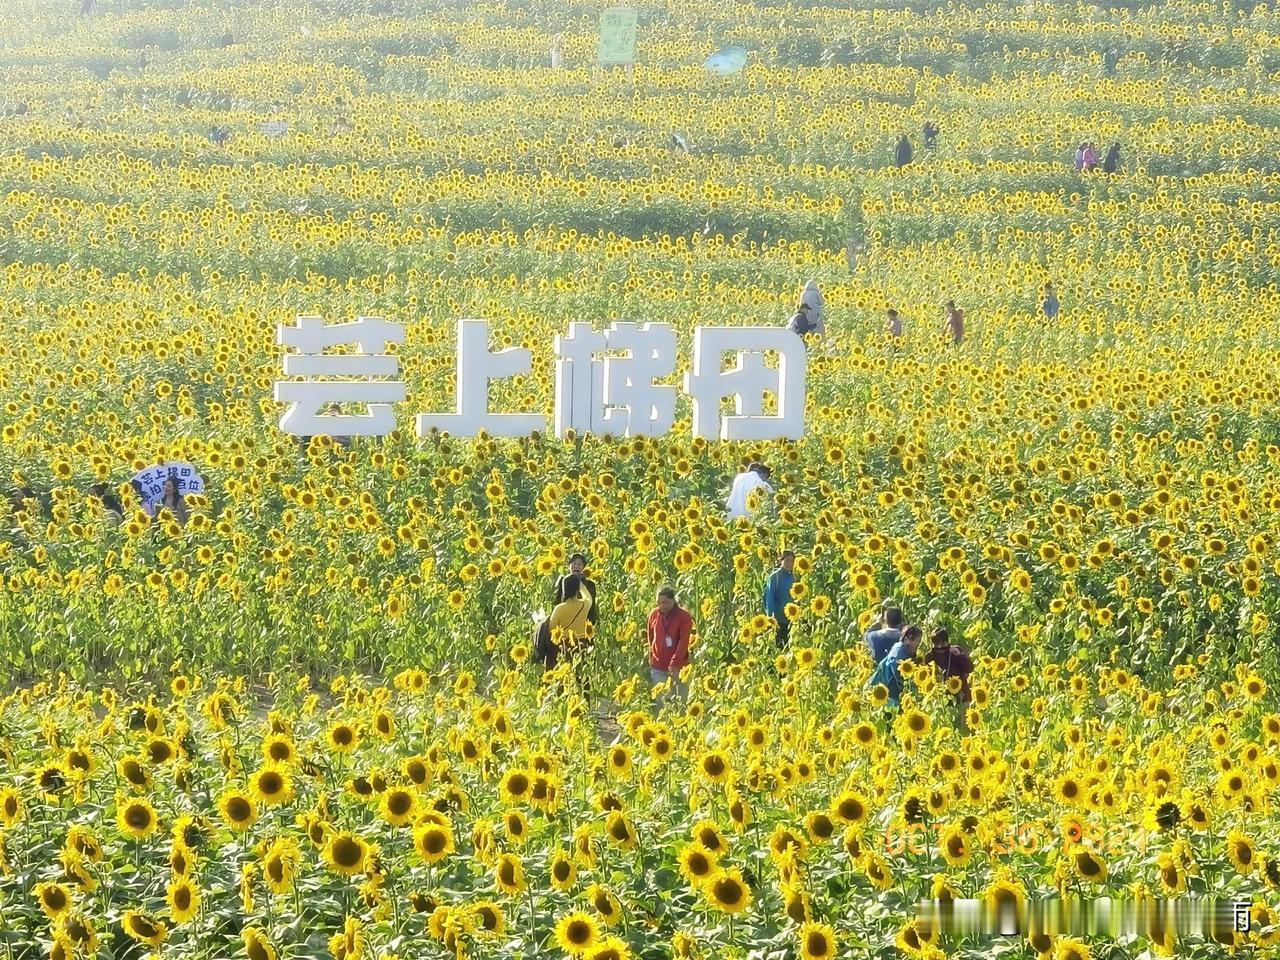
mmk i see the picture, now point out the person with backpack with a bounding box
[553,552,599,626]
[538,573,594,683]
[788,303,816,337]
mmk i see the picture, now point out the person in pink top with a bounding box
[647,586,694,705]
[944,300,965,346]
[1082,142,1097,172]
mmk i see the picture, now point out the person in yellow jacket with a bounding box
[546,574,594,690]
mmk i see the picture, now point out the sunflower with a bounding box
[327,722,360,753]
[585,936,631,960]
[697,750,731,783]
[605,811,637,851]
[1072,848,1108,883]
[472,900,505,935]
[145,738,176,765]
[380,787,417,827]
[243,928,278,960]
[494,852,526,895]
[324,831,370,877]
[1141,798,1180,833]
[704,868,752,914]
[410,820,454,865]
[1155,853,1187,895]
[692,820,728,856]
[219,789,258,832]
[0,788,22,826]
[831,789,869,825]
[939,824,972,867]
[770,825,809,861]
[122,910,167,947]
[262,734,297,766]
[328,916,366,960]
[262,837,301,895]
[504,808,530,844]
[34,882,72,919]
[607,745,632,779]
[783,883,812,924]
[60,914,98,953]
[167,877,200,924]
[586,884,622,925]
[500,768,531,803]
[117,798,159,839]
[864,853,894,890]
[251,766,294,806]
[554,911,599,956]
[678,843,717,887]
[1055,938,1092,960]
[804,811,836,842]
[118,756,151,790]
[550,849,577,892]
[1227,829,1258,875]
[37,763,68,796]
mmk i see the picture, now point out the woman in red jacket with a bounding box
[648,586,694,704]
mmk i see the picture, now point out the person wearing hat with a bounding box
[553,552,599,625]
[921,627,973,708]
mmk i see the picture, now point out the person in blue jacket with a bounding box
[763,550,796,649]
[865,605,904,663]
[866,625,922,708]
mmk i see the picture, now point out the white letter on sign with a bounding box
[417,319,545,438]
[274,315,406,436]
[683,327,806,440]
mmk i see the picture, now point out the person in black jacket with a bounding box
[1102,143,1121,175]
[553,553,599,625]
[894,133,913,169]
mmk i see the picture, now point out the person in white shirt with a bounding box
[726,463,773,521]
[798,280,825,335]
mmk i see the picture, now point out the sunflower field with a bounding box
[2,0,1280,956]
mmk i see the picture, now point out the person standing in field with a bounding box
[864,605,904,663]
[763,550,796,649]
[866,625,922,709]
[944,301,965,345]
[648,586,693,705]
[1041,282,1060,320]
[1102,143,1121,174]
[885,308,903,341]
[921,627,974,710]
[894,133,913,169]
[726,463,772,521]
[546,573,594,690]
[554,552,599,626]
[797,279,825,334]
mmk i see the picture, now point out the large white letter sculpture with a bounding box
[683,326,806,440]
[274,316,407,436]
[553,321,677,438]
[417,319,545,438]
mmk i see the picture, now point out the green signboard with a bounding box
[598,7,637,65]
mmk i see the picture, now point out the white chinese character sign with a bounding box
[274,316,406,436]
[273,316,807,442]
[684,326,805,440]
[417,319,544,438]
